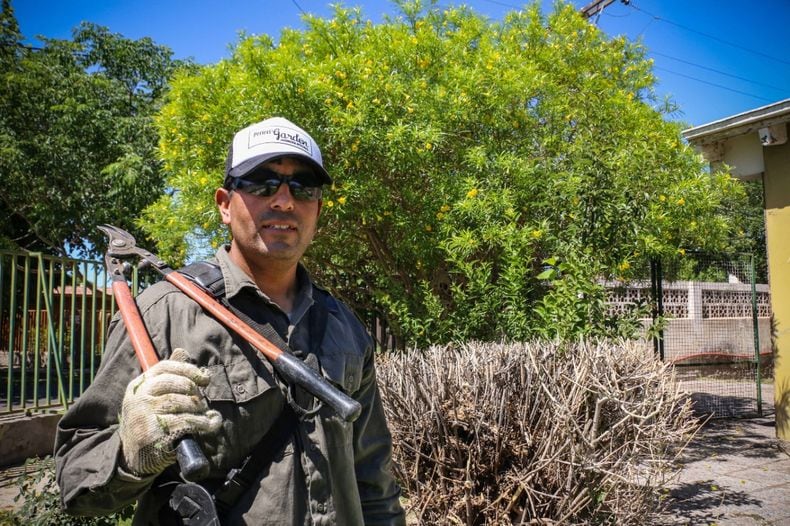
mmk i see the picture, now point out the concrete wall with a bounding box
[0,413,61,468]
[608,280,772,363]
[663,318,772,363]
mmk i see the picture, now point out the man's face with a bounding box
[216,157,322,273]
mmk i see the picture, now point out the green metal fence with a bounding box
[0,250,120,415]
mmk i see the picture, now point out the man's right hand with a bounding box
[118,348,222,476]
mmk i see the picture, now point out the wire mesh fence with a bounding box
[654,254,771,419]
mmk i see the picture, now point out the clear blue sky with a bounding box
[12,0,790,128]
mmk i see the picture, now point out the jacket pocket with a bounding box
[203,356,279,404]
[321,348,363,394]
[319,315,366,394]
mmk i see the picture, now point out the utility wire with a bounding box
[654,66,773,103]
[628,3,790,67]
[481,0,523,11]
[290,0,308,17]
[650,51,788,93]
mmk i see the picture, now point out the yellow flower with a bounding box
[425,225,432,232]
[325,200,334,208]
[436,212,445,220]
[440,204,451,213]
[466,188,479,198]
[337,196,347,205]
[531,229,543,239]
[677,248,686,256]
[659,195,666,202]
[618,261,631,272]
[676,197,685,206]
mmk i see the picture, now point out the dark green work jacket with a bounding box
[54,246,405,526]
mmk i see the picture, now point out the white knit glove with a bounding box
[118,348,222,475]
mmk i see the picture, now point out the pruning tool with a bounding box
[99,224,361,419]
[100,225,211,483]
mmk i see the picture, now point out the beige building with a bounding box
[683,99,790,440]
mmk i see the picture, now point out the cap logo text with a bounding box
[248,126,312,155]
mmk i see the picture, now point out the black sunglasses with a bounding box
[230,168,323,201]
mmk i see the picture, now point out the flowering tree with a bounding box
[0,0,188,256]
[148,1,743,345]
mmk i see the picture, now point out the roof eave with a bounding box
[682,98,790,145]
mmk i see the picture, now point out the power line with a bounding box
[628,3,790,68]
[290,0,307,17]
[481,0,523,10]
[654,66,773,103]
[650,51,788,94]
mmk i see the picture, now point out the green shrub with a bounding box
[4,456,132,526]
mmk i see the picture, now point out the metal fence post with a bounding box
[650,258,665,361]
[750,254,763,417]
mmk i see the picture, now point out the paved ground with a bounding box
[658,414,790,526]
[653,379,790,525]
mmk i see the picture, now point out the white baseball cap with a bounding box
[224,117,331,184]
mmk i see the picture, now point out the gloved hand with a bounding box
[118,348,222,475]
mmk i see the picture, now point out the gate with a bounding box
[0,250,125,415]
[652,254,772,419]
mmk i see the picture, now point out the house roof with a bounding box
[681,99,790,179]
[683,98,790,145]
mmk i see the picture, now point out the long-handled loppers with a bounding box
[98,225,362,425]
[100,227,212,482]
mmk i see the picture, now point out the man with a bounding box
[55,117,406,525]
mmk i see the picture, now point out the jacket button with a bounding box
[235,384,245,394]
[346,373,354,384]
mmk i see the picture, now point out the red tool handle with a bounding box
[112,281,159,371]
[111,280,211,481]
[165,273,286,361]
